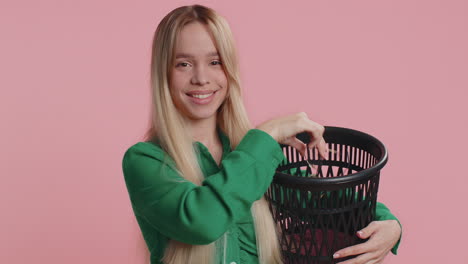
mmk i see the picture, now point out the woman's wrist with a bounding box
[255,125,277,141]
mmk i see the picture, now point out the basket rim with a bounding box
[274,126,388,186]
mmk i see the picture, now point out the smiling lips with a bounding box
[186,90,217,99]
[186,89,218,104]
[186,89,216,94]
[188,93,214,99]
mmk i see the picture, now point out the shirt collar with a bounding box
[149,127,231,154]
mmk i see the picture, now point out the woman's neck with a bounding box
[188,116,219,148]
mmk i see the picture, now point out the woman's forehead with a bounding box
[174,22,218,57]
[175,51,219,59]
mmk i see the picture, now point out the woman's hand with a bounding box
[333,220,402,264]
[255,112,328,159]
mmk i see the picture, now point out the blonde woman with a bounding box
[122,4,402,264]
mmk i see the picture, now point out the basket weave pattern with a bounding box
[265,126,387,264]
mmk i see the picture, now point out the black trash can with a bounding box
[265,126,388,264]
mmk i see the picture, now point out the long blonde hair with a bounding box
[141,4,283,264]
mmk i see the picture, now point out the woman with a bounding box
[122,4,402,264]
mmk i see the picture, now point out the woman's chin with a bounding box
[185,111,218,122]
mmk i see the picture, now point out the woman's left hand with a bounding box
[333,220,401,264]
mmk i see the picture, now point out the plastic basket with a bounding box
[265,126,388,264]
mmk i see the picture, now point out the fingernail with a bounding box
[333,253,340,258]
[357,231,363,236]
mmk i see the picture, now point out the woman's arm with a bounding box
[375,201,402,254]
[122,129,285,245]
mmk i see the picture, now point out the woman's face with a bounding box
[169,21,228,123]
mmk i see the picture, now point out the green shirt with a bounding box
[122,128,401,264]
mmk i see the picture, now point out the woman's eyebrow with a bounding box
[175,51,219,59]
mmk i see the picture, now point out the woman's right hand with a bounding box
[255,112,328,159]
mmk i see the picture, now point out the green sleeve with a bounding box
[375,201,402,255]
[122,128,285,245]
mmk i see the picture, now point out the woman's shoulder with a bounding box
[123,140,168,162]
[127,140,164,151]
[121,141,182,193]
[122,140,179,176]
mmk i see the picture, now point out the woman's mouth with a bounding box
[187,92,214,99]
[186,90,217,105]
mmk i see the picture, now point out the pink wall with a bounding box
[1,0,467,263]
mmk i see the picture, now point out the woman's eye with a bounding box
[176,61,221,67]
[176,62,189,67]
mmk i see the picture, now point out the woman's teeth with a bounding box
[189,93,213,99]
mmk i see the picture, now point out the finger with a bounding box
[333,243,368,259]
[286,137,307,157]
[357,221,379,239]
[304,121,324,149]
[306,126,324,149]
[335,252,375,264]
[315,138,328,160]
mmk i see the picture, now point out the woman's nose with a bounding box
[191,65,210,85]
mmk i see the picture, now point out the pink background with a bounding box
[1,0,467,263]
